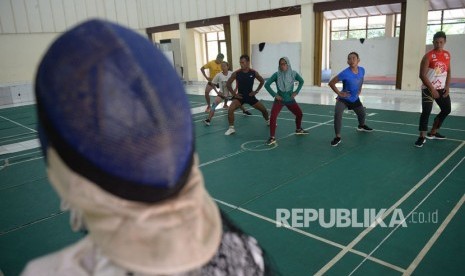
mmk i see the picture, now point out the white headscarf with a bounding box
[276,57,297,92]
[44,148,222,275]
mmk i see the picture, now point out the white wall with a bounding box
[138,0,320,28]
[0,33,60,83]
[330,37,399,78]
[153,30,180,42]
[250,14,301,45]
[0,0,140,34]
[439,34,465,78]
[0,0,145,84]
[249,14,302,77]
[252,42,301,79]
[329,34,465,80]
[0,0,323,85]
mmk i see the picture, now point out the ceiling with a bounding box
[194,25,224,33]
[324,0,465,20]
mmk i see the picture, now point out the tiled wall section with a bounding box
[0,83,34,106]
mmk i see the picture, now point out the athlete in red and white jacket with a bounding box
[415,31,452,147]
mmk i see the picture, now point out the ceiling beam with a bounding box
[186,16,230,29]
[146,24,179,35]
[314,0,405,12]
[239,6,301,21]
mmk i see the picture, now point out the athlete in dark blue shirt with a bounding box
[224,54,269,135]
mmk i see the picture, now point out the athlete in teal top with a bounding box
[264,57,308,145]
[264,57,304,103]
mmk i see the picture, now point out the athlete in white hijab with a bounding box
[264,57,306,145]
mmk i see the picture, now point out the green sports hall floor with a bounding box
[1,94,464,275]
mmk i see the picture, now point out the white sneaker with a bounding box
[266,120,270,126]
[225,127,235,135]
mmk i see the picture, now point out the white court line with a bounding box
[0,115,37,133]
[214,199,405,273]
[198,119,333,168]
[404,192,465,275]
[199,149,246,167]
[373,128,465,143]
[314,141,465,276]
[0,211,65,236]
[263,113,465,143]
[0,135,38,146]
[348,156,465,275]
[286,111,465,133]
[0,156,43,170]
[0,138,40,155]
[0,131,36,141]
[189,101,205,105]
[0,150,42,161]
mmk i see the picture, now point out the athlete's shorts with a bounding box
[207,82,220,89]
[233,95,259,106]
[338,98,362,110]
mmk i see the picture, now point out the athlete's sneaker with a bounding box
[243,110,252,116]
[295,128,309,135]
[266,137,276,145]
[205,106,211,113]
[225,127,235,135]
[266,120,270,126]
[414,136,426,147]
[331,137,341,147]
[426,132,446,140]
[357,125,373,132]
[204,119,210,126]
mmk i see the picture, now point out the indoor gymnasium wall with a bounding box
[329,37,399,79]
[330,34,465,82]
[249,15,302,45]
[0,0,145,106]
[0,0,316,104]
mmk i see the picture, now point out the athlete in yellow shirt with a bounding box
[201,53,224,112]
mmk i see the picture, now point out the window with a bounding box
[426,8,465,43]
[330,8,465,42]
[331,19,348,40]
[394,14,401,37]
[205,31,227,62]
[330,15,386,41]
[367,15,386,38]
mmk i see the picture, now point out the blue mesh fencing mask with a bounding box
[35,19,194,203]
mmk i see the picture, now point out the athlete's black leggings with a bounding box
[419,89,451,132]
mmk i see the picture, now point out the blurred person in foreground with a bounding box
[22,19,276,276]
